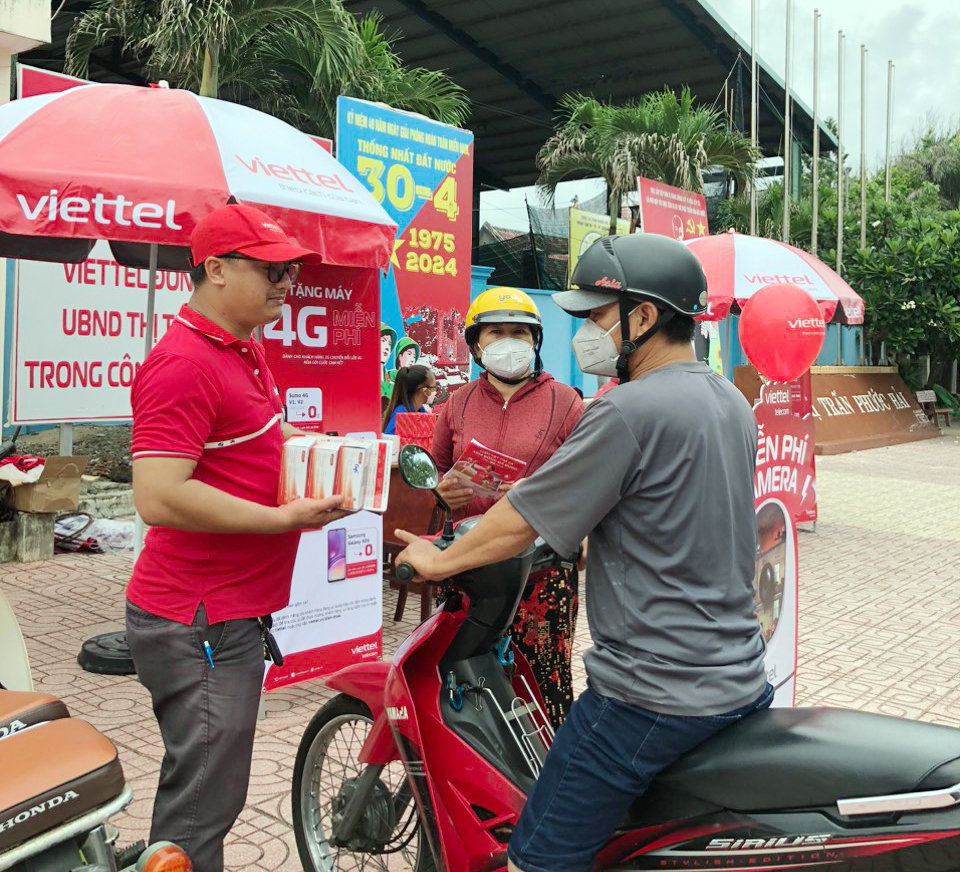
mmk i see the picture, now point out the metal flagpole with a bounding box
[836,31,845,275]
[750,0,758,236]
[836,31,845,366]
[859,45,868,250]
[885,61,894,203]
[134,243,160,559]
[782,0,793,243]
[858,45,868,365]
[811,9,821,255]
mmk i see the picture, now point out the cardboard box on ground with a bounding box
[9,456,90,514]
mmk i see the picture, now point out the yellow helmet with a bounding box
[465,287,543,377]
[465,287,541,342]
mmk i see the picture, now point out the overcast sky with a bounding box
[480,0,960,231]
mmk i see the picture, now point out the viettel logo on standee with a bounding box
[16,190,182,230]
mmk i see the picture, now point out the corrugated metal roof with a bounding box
[22,0,835,191]
[344,0,836,188]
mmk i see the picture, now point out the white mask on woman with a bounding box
[480,338,535,381]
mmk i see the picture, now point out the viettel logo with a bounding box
[235,156,355,193]
[16,190,182,230]
[594,276,622,289]
[351,641,378,656]
[788,317,826,329]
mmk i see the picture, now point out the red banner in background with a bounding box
[17,65,87,98]
[637,177,709,242]
[262,264,381,437]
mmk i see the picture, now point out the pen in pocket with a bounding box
[203,640,215,669]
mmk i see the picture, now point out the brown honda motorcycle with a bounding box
[0,688,191,872]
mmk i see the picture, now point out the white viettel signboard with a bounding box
[263,512,383,691]
[10,241,191,424]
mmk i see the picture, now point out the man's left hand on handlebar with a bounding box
[394,496,540,583]
[394,529,446,580]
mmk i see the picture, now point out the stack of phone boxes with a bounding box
[279,435,392,513]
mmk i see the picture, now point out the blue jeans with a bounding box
[508,682,775,872]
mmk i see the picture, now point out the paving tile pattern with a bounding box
[2,433,958,871]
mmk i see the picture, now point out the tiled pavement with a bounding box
[2,432,959,871]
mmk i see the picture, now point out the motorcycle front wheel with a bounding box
[292,693,436,872]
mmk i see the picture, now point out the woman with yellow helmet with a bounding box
[431,286,584,727]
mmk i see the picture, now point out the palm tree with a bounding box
[537,87,758,233]
[262,11,469,138]
[65,0,469,133]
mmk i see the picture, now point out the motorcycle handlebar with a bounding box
[394,539,567,586]
[395,562,417,583]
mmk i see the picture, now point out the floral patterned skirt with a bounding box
[511,566,579,729]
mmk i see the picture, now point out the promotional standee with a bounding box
[262,263,385,689]
[336,96,474,395]
[739,285,826,706]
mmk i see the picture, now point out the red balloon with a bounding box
[738,284,826,382]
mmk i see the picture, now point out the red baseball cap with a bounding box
[190,203,319,266]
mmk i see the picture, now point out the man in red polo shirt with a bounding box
[126,203,344,872]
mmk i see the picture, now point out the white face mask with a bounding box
[571,306,642,377]
[480,338,535,381]
[571,318,622,377]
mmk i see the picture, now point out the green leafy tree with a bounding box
[717,131,960,381]
[896,128,960,211]
[536,87,758,233]
[65,0,468,133]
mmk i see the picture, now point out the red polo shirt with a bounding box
[127,305,300,625]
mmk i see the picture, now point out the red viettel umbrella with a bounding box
[0,83,396,271]
[684,231,865,324]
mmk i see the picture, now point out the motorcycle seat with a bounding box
[0,690,70,737]
[649,706,960,813]
[0,718,125,851]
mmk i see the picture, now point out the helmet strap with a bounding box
[616,299,675,383]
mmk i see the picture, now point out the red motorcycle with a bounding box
[291,446,960,872]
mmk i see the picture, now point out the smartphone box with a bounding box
[335,443,369,511]
[278,436,314,503]
[307,441,339,499]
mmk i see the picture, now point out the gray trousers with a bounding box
[126,601,263,872]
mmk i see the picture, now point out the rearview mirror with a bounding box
[398,445,440,490]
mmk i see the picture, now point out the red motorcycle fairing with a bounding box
[379,604,529,872]
[324,660,396,765]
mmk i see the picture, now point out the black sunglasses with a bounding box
[220,254,301,284]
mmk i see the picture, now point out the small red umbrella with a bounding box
[684,231,865,324]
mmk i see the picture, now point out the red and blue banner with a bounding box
[336,97,474,395]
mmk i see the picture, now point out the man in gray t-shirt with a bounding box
[396,233,771,872]
[509,359,766,717]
